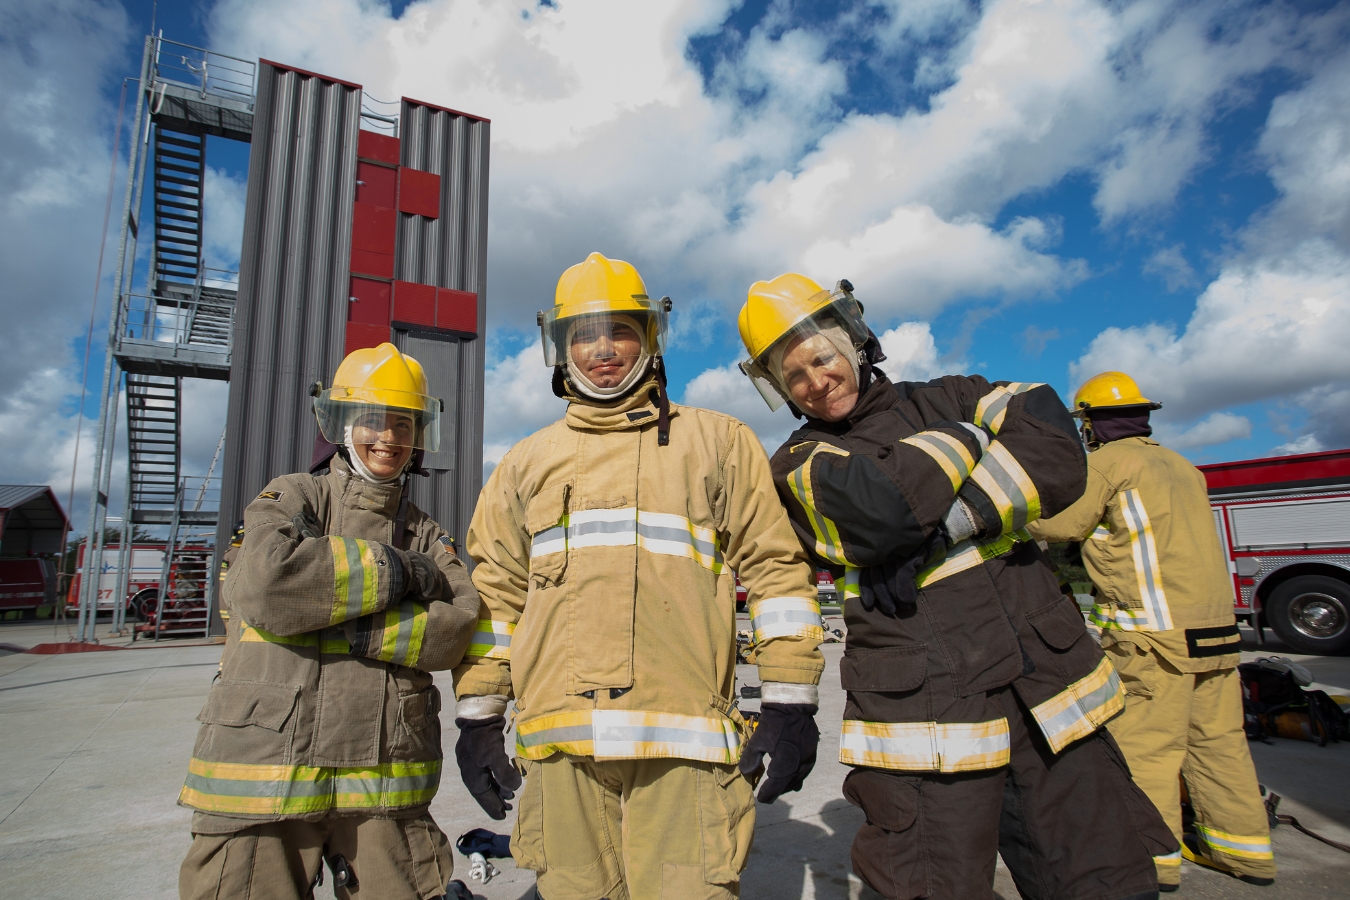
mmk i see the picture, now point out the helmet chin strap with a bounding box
[343,425,407,485]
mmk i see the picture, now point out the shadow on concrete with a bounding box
[0,661,217,692]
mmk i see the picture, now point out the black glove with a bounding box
[738,703,819,803]
[858,532,942,616]
[400,550,445,602]
[455,716,522,820]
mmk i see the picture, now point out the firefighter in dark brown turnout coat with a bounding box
[737,274,1175,900]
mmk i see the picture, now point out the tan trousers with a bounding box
[510,755,756,900]
[179,812,453,900]
[1103,638,1276,886]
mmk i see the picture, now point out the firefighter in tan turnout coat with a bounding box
[1029,371,1275,890]
[453,252,825,900]
[738,274,1175,900]
[178,344,482,900]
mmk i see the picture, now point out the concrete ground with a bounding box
[0,616,1347,899]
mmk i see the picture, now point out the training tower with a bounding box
[77,35,489,641]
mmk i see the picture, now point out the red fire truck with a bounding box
[1200,448,1350,655]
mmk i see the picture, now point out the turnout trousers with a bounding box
[845,687,1173,900]
[1103,638,1275,887]
[509,755,756,900]
[179,811,454,900]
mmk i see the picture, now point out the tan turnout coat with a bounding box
[180,456,480,832]
[456,380,824,764]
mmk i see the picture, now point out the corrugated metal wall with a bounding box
[215,63,361,554]
[396,100,490,546]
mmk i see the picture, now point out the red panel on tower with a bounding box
[437,289,478,335]
[392,281,437,328]
[348,277,391,326]
[350,248,394,279]
[356,161,397,207]
[357,129,400,165]
[398,168,441,219]
[352,201,396,253]
[345,323,390,356]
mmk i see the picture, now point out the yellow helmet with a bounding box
[736,273,869,410]
[538,251,669,368]
[1072,371,1162,417]
[313,343,441,450]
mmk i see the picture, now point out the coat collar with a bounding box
[328,454,404,514]
[799,375,901,436]
[565,375,681,432]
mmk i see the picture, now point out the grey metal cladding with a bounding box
[396,100,490,549]
[216,63,361,554]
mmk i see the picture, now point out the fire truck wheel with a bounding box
[1266,575,1350,656]
[131,589,158,623]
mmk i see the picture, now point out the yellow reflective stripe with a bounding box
[973,382,1042,434]
[749,596,823,643]
[466,618,514,659]
[900,430,975,492]
[369,600,428,667]
[1119,488,1173,631]
[1091,522,1110,541]
[1030,656,1125,753]
[841,567,860,600]
[238,622,350,654]
[239,622,317,647]
[1155,851,1182,866]
[788,444,851,565]
[916,529,1030,588]
[516,709,742,763]
[529,508,724,572]
[179,758,440,815]
[1195,824,1273,860]
[329,536,382,624]
[968,441,1041,533]
[839,718,1010,772]
[1089,602,1151,631]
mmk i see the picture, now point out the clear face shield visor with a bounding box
[537,298,669,368]
[313,388,442,453]
[739,290,869,411]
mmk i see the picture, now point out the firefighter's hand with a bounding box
[401,550,446,602]
[455,716,522,820]
[738,703,819,804]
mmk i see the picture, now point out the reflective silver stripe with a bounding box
[529,508,723,571]
[1119,488,1173,631]
[516,709,741,763]
[1030,657,1124,753]
[1195,825,1273,860]
[968,441,1040,533]
[749,596,823,642]
[958,421,990,452]
[839,718,1010,772]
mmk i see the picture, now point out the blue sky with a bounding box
[2,0,1349,525]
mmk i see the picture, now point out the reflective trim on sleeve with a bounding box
[968,441,1042,533]
[515,709,742,763]
[973,382,1042,434]
[900,431,976,492]
[370,600,428,667]
[329,536,381,624]
[1119,488,1173,631]
[841,567,860,600]
[839,718,1010,772]
[1029,656,1125,753]
[1195,824,1274,861]
[238,621,349,654]
[749,595,824,643]
[466,618,515,659]
[787,444,851,566]
[529,508,724,572]
[179,758,440,815]
[915,529,1030,588]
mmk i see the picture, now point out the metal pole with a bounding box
[77,36,153,642]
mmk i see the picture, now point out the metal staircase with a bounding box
[76,35,255,641]
[152,129,206,287]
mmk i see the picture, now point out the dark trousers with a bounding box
[844,688,1174,900]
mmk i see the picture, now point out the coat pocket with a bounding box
[1026,597,1087,651]
[840,645,927,693]
[197,680,299,732]
[699,763,756,886]
[525,483,570,588]
[510,759,547,873]
[842,767,919,833]
[394,685,442,757]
